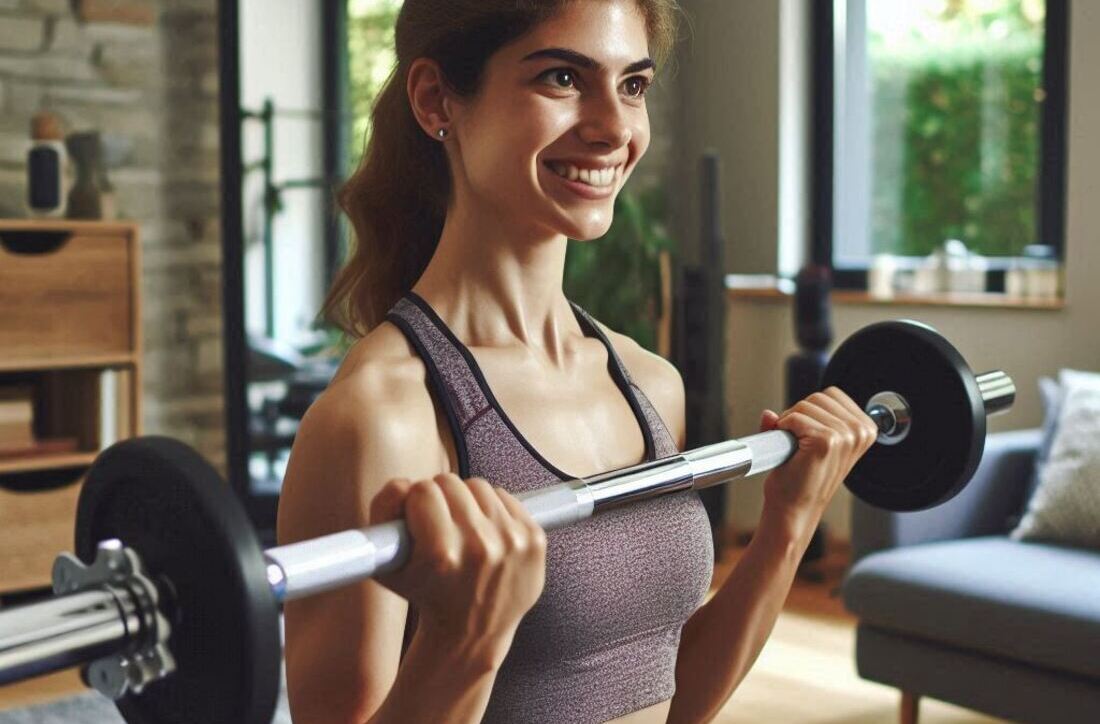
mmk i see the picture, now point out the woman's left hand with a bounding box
[757,386,879,540]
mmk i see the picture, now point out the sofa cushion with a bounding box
[1012,373,1100,549]
[1023,375,1063,502]
[844,536,1100,680]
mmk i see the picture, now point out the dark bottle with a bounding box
[26,111,68,218]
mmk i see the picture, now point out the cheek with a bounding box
[465,95,573,189]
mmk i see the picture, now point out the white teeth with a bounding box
[548,162,619,188]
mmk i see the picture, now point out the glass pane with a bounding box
[835,0,1047,265]
[347,0,403,170]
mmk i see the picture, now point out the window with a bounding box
[347,0,403,169]
[815,0,1068,292]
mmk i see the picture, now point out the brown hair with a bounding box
[321,0,681,338]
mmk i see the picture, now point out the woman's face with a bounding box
[449,0,654,241]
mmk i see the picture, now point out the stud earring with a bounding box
[436,127,448,139]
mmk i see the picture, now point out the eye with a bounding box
[623,75,651,99]
[539,68,576,90]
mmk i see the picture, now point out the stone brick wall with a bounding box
[0,0,227,472]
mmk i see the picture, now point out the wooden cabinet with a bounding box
[0,219,142,595]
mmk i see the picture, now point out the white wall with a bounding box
[670,0,783,272]
[239,0,326,348]
[672,0,1100,537]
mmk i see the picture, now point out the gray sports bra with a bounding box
[385,291,714,723]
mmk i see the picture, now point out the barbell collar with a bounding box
[975,369,1015,415]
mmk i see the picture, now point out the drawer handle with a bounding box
[0,230,73,255]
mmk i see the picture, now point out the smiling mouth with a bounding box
[544,161,621,189]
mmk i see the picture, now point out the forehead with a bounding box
[501,1,651,66]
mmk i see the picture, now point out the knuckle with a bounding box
[499,524,525,552]
[433,472,460,487]
[426,544,458,574]
[382,477,409,492]
[466,531,501,565]
[529,525,548,552]
[466,477,493,495]
[407,480,432,499]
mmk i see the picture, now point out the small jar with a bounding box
[1020,244,1061,300]
[868,254,897,298]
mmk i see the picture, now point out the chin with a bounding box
[549,207,615,241]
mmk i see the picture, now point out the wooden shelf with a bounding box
[0,451,98,476]
[727,285,1065,311]
[0,218,142,594]
[0,353,137,374]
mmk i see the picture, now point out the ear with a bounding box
[407,57,453,140]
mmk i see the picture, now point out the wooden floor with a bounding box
[708,537,1005,724]
[0,537,1006,722]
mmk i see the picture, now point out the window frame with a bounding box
[811,0,1071,292]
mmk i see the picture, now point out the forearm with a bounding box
[366,624,507,724]
[666,506,819,723]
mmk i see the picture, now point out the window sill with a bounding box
[725,285,1064,311]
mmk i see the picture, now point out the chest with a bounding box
[471,346,653,479]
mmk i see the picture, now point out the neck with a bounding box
[412,194,581,365]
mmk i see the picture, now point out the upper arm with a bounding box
[276,364,446,724]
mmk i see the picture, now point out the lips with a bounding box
[542,162,619,200]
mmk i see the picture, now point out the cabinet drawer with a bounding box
[0,480,81,592]
[0,233,135,360]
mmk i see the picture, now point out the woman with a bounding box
[277,1,878,722]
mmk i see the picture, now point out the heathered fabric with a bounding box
[384,291,714,723]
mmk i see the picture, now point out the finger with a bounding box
[820,387,880,447]
[433,473,491,533]
[805,391,854,422]
[402,479,458,560]
[465,476,510,524]
[785,397,852,439]
[821,386,877,428]
[759,409,779,432]
[495,488,546,551]
[775,411,840,455]
[495,487,543,532]
[368,478,413,525]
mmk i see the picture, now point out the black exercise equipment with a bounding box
[786,263,834,563]
[0,319,1014,724]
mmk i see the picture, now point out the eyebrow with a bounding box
[521,47,656,74]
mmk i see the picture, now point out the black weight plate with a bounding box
[75,436,281,724]
[822,320,986,511]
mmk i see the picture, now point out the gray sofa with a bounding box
[843,428,1100,724]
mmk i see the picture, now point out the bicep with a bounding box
[276,391,442,723]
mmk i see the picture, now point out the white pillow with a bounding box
[1010,368,1100,549]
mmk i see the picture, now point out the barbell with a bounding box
[0,319,1014,724]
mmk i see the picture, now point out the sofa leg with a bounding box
[900,691,920,724]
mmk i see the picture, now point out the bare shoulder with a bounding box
[592,320,686,451]
[277,321,447,543]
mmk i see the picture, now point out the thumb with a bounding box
[368,478,413,526]
[759,409,779,433]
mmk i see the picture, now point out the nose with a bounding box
[577,86,632,149]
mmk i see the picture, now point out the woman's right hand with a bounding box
[368,474,548,668]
